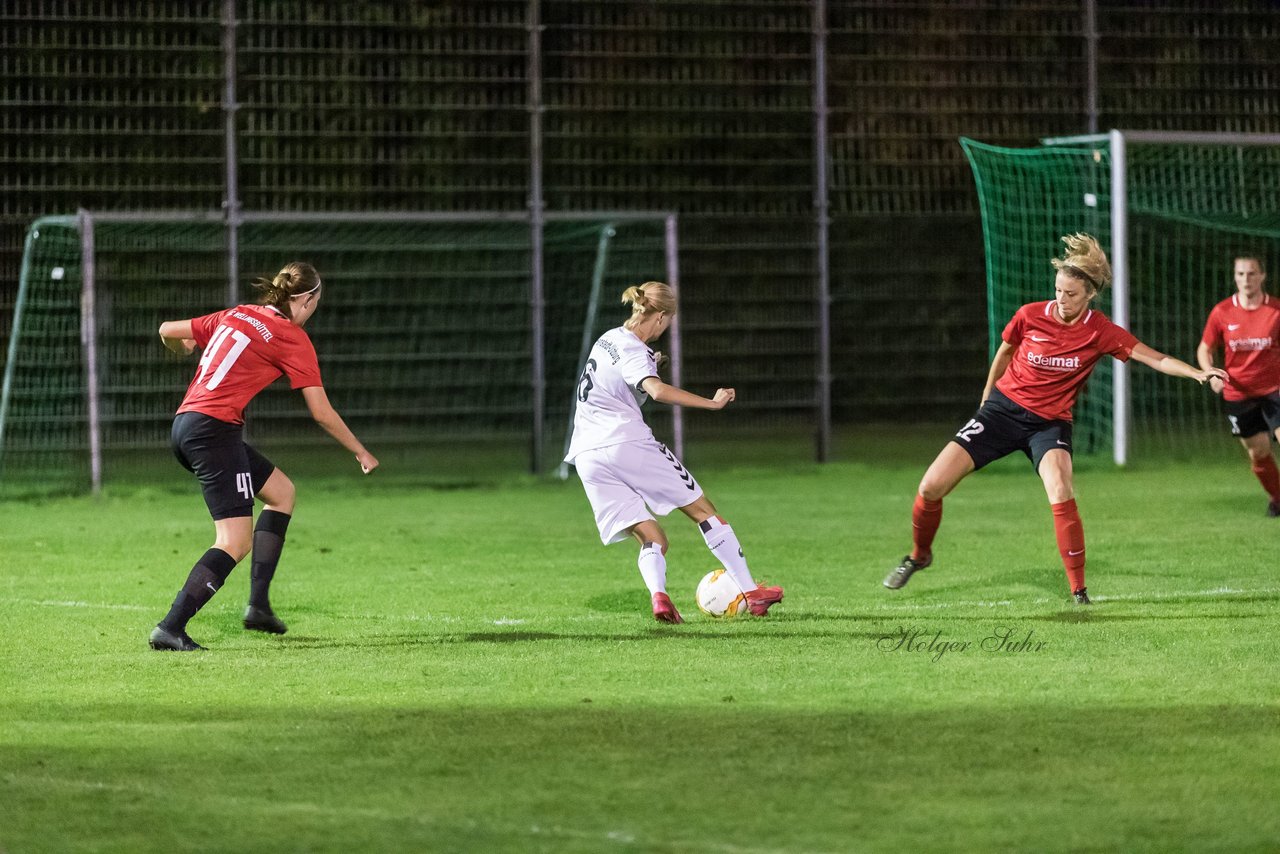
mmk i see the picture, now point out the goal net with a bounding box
[962,133,1280,462]
[0,212,676,496]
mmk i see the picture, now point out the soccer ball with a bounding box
[695,569,749,618]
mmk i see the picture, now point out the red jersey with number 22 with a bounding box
[996,301,1138,422]
[176,304,323,425]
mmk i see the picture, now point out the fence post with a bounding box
[1109,129,1128,465]
[527,0,546,473]
[222,0,241,307]
[813,0,832,462]
[665,214,684,462]
[78,209,103,495]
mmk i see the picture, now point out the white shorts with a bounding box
[573,439,704,544]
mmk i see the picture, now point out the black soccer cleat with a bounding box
[1072,587,1091,605]
[1268,500,1280,518]
[148,625,206,651]
[884,554,931,590]
[243,605,288,635]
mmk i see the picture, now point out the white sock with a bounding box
[637,542,667,595]
[699,517,757,592]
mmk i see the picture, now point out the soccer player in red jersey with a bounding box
[884,234,1226,603]
[1196,255,1280,516]
[148,262,379,651]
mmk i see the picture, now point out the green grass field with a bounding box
[2,430,1278,853]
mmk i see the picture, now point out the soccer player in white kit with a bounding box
[564,281,784,623]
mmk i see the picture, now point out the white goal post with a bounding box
[1037,131,1280,464]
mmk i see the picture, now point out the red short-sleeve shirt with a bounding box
[176,304,322,425]
[1200,294,1280,402]
[996,301,1138,422]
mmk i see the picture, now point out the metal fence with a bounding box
[3,0,1279,463]
[0,209,680,491]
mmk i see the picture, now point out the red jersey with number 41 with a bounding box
[176,304,323,425]
[996,301,1139,422]
[1200,293,1280,402]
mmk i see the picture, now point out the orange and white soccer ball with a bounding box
[695,569,749,618]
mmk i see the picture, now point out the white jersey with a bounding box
[564,326,660,463]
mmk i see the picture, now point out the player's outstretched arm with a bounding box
[300,385,379,473]
[980,341,1016,404]
[158,320,196,356]
[640,377,734,411]
[1131,343,1227,385]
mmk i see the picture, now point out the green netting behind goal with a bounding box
[1,215,671,496]
[962,137,1280,460]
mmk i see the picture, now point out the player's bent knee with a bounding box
[918,481,945,502]
[258,469,296,512]
[918,475,960,502]
[1243,439,1272,463]
[679,495,716,523]
[215,538,251,563]
[213,515,254,562]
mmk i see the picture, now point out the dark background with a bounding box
[3,0,1278,433]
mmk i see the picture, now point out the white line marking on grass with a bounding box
[1090,586,1280,603]
[0,598,151,612]
[872,599,1014,610]
[869,586,1280,610]
[7,773,820,854]
[331,611,466,624]
[493,618,525,625]
[529,822,821,853]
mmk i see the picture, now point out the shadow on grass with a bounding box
[273,626,893,649]
[2,702,1277,853]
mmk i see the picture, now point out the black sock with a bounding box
[249,510,291,612]
[159,548,238,633]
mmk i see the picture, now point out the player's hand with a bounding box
[357,451,379,474]
[711,388,735,410]
[653,350,670,371]
[1207,375,1225,394]
[1199,368,1228,387]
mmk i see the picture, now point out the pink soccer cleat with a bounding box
[651,591,684,624]
[745,584,784,616]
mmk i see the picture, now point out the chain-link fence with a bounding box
[3,0,1279,462]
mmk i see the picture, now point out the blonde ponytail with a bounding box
[1051,233,1111,293]
[621,281,676,329]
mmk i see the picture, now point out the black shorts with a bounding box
[1225,392,1280,440]
[950,388,1073,473]
[171,412,276,520]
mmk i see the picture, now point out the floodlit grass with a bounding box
[2,433,1277,852]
